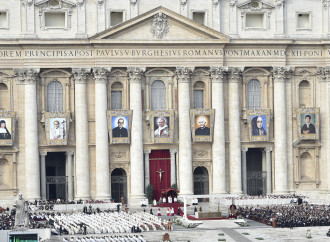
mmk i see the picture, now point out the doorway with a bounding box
[46,152,67,201]
[193,166,209,202]
[246,148,266,196]
[111,168,127,203]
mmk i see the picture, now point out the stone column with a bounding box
[72,68,91,200]
[229,0,238,37]
[144,150,151,189]
[40,152,47,200]
[96,0,106,32]
[66,151,74,201]
[15,68,40,200]
[128,67,146,204]
[76,0,87,37]
[170,149,177,186]
[24,0,36,37]
[179,0,188,18]
[212,0,220,31]
[272,66,291,194]
[322,0,330,37]
[93,67,111,200]
[130,0,138,18]
[210,66,228,194]
[241,147,248,195]
[228,67,243,194]
[318,67,330,194]
[275,0,286,37]
[176,67,194,195]
[265,147,272,194]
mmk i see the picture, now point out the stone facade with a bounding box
[0,0,329,203]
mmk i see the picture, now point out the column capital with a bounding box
[272,66,293,81]
[322,0,330,8]
[170,149,177,155]
[212,0,220,6]
[229,0,237,7]
[241,147,248,152]
[175,67,194,83]
[39,151,47,157]
[317,66,330,80]
[127,67,146,83]
[93,67,111,84]
[143,149,151,154]
[228,67,243,83]
[14,68,40,84]
[72,68,91,84]
[210,66,228,83]
[265,147,273,152]
[275,0,286,7]
[66,151,74,156]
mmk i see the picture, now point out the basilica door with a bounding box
[149,150,171,201]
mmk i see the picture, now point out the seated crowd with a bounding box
[237,204,330,228]
[62,234,146,242]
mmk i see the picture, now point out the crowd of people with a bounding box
[62,234,146,242]
[237,204,330,228]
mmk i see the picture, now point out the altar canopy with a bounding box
[149,150,171,201]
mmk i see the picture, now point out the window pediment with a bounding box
[237,0,275,11]
[36,0,76,9]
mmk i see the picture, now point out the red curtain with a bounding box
[149,150,171,201]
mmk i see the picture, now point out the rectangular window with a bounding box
[110,12,123,26]
[111,91,122,110]
[246,13,264,28]
[297,13,310,29]
[45,12,66,28]
[193,12,205,25]
[0,11,8,29]
[194,90,204,109]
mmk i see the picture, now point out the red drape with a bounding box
[149,150,171,201]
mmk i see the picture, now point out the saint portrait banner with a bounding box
[297,108,320,140]
[190,109,214,142]
[45,112,71,146]
[0,111,15,146]
[247,109,270,142]
[150,110,174,143]
[107,110,132,144]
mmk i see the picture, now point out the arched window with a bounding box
[111,82,123,110]
[193,81,205,109]
[247,79,261,109]
[0,83,8,110]
[299,80,310,107]
[151,80,166,110]
[47,80,63,112]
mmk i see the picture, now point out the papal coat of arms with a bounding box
[151,12,169,39]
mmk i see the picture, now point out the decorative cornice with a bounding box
[228,67,243,83]
[175,67,194,83]
[317,66,330,80]
[127,67,146,83]
[14,68,40,84]
[92,67,111,84]
[272,66,292,81]
[72,68,91,84]
[210,66,228,83]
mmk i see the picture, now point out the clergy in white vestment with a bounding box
[168,196,172,203]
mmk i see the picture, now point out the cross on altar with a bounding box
[156,168,165,182]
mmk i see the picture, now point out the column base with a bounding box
[27,196,41,202]
[128,194,147,207]
[94,195,111,201]
[75,196,91,201]
[229,190,243,195]
[273,190,289,195]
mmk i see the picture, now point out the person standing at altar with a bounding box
[171,207,174,216]
[168,196,172,203]
[153,199,157,206]
[162,197,166,203]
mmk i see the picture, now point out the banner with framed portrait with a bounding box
[45,112,71,146]
[107,110,132,144]
[0,111,16,146]
[247,109,270,142]
[150,110,174,143]
[297,108,319,140]
[190,109,214,142]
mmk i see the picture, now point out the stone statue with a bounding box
[13,193,29,230]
